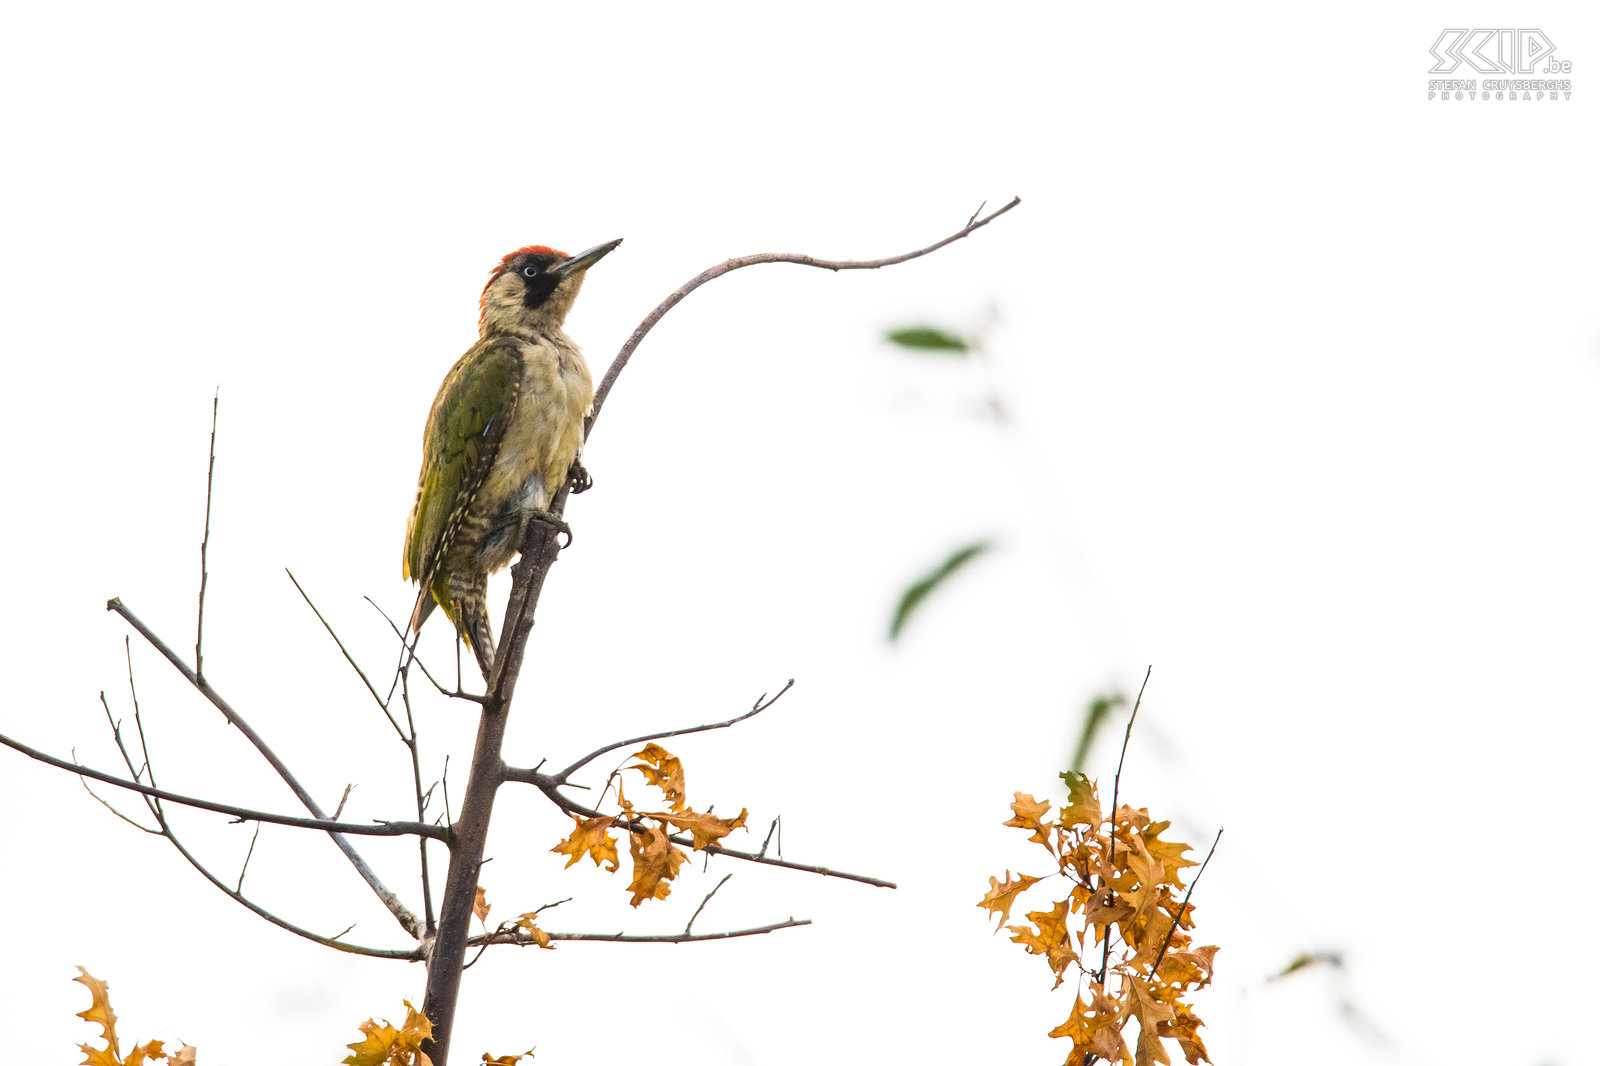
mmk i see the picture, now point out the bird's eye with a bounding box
[521,265,540,278]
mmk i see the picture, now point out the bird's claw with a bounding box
[567,459,594,495]
[528,510,573,548]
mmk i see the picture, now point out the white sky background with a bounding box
[2,3,1596,1063]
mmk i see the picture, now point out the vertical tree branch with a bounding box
[196,389,218,681]
[420,521,564,1059]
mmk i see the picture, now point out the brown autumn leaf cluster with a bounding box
[551,743,748,907]
[344,1000,532,1065]
[343,1000,433,1066]
[979,773,1217,1066]
[72,968,196,1066]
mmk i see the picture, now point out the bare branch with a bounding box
[196,389,218,681]
[107,597,425,937]
[287,569,404,740]
[99,672,414,960]
[366,596,485,704]
[399,664,437,936]
[552,679,794,783]
[758,816,782,859]
[332,783,355,821]
[587,196,1023,433]
[1151,827,1223,973]
[156,821,420,960]
[236,820,263,893]
[77,764,163,834]
[0,729,446,840]
[685,873,731,935]
[1098,665,1152,987]
[468,918,812,948]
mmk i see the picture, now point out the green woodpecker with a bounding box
[403,238,621,680]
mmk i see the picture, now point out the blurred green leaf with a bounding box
[1066,690,1127,774]
[885,326,970,354]
[888,540,992,641]
[1272,951,1344,980]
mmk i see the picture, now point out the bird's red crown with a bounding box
[501,244,566,265]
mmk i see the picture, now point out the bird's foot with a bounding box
[527,510,573,548]
[567,459,594,495]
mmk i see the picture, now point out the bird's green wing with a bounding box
[403,340,522,585]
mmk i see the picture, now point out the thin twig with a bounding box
[1151,828,1223,974]
[469,918,812,947]
[1,730,445,839]
[287,570,405,740]
[196,389,218,682]
[332,784,355,821]
[758,816,782,859]
[77,761,162,834]
[400,663,437,936]
[125,640,153,785]
[553,680,794,783]
[441,754,452,826]
[587,197,1021,435]
[1097,665,1152,987]
[685,873,732,935]
[236,821,263,893]
[366,596,485,704]
[107,597,425,937]
[101,666,412,959]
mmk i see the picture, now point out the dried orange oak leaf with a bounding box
[1004,792,1055,851]
[551,814,620,871]
[626,823,689,906]
[474,884,491,924]
[73,969,191,1066]
[663,807,749,850]
[516,912,555,949]
[74,968,120,1064]
[1057,771,1104,829]
[343,1000,434,1066]
[977,871,1042,928]
[480,1052,534,1064]
[629,743,688,812]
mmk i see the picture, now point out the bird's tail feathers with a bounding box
[443,570,495,683]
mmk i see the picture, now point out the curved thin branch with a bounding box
[97,674,417,960]
[157,818,423,959]
[108,597,425,937]
[587,196,1021,434]
[550,679,794,783]
[0,730,446,840]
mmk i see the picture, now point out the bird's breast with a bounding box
[482,332,593,517]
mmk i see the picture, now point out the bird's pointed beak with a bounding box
[552,238,623,280]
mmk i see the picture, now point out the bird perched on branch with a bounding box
[403,238,622,681]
